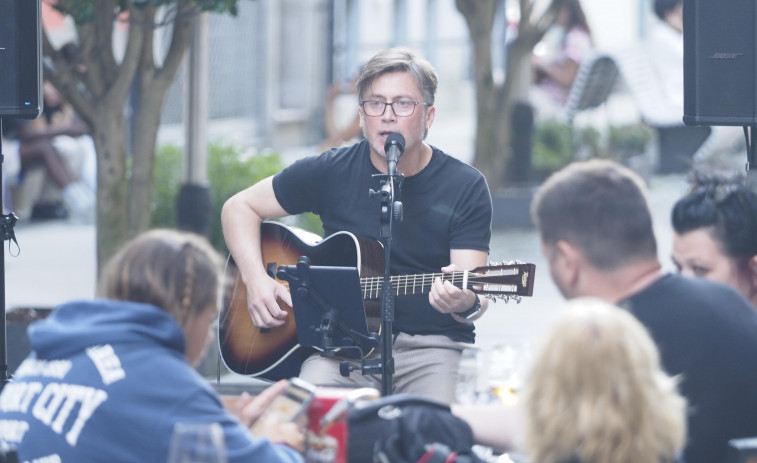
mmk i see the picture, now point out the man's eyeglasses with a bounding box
[361,100,424,117]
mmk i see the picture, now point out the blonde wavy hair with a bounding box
[97,229,224,328]
[523,298,687,463]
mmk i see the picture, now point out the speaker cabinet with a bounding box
[0,0,42,119]
[683,0,757,126]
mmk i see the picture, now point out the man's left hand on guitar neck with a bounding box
[429,263,489,323]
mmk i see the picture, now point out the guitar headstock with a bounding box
[469,261,536,302]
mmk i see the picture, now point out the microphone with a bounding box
[384,133,405,176]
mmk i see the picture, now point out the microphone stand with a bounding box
[370,154,403,397]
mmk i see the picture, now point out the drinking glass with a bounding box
[167,422,227,463]
[486,342,528,405]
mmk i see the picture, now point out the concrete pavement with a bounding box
[4,220,96,311]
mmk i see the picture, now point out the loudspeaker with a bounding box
[683,0,757,126]
[0,0,42,119]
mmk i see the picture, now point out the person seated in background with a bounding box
[453,297,687,463]
[18,79,98,221]
[671,171,757,308]
[42,79,97,194]
[647,0,683,111]
[51,42,97,195]
[530,0,593,114]
[1,114,94,222]
[0,229,303,462]
[10,42,97,221]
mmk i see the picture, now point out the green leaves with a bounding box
[152,142,284,252]
[55,0,241,24]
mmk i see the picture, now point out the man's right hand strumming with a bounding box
[245,270,293,328]
[221,175,292,329]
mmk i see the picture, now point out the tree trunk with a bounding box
[91,107,131,270]
[128,88,163,236]
[456,0,569,190]
[128,2,194,238]
[455,0,505,188]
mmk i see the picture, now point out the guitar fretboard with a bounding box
[361,271,476,300]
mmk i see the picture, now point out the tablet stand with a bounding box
[276,257,379,369]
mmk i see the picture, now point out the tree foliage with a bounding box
[44,0,240,272]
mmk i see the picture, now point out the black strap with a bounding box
[0,213,18,257]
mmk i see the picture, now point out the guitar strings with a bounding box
[359,272,519,298]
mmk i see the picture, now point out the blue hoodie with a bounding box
[0,299,303,463]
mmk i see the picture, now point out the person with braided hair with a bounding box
[0,229,304,462]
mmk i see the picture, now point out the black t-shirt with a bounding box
[272,139,493,343]
[621,274,757,463]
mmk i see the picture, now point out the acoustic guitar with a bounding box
[218,221,536,379]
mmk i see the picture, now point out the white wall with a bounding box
[582,0,647,51]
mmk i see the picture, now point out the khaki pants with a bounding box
[299,332,468,404]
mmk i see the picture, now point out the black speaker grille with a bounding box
[0,0,42,119]
[683,0,757,125]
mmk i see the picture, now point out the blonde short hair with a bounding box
[523,298,687,463]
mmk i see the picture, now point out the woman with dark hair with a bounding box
[671,172,757,308]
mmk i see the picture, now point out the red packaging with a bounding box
[304,387,379,463]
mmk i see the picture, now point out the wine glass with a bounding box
[167,422,227,463]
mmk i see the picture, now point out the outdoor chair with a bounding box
[564,52,620,124]
[612,45,711,173]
